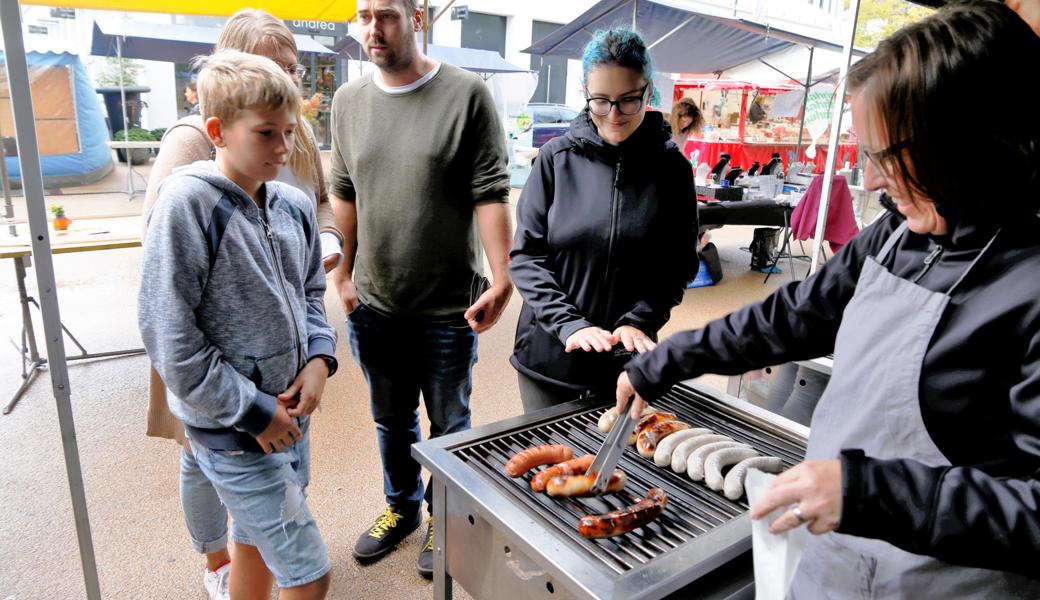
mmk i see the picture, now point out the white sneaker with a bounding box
[203,563,230,600]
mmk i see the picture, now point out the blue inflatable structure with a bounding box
[1,51,112,188]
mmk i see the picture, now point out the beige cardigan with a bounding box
[142,115,340,446]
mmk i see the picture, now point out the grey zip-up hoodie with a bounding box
[139,161,336,451]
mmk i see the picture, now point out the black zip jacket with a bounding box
[510,109,697,391]
[627,209,1040,577]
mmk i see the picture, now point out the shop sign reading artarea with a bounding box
[284,20,347,37]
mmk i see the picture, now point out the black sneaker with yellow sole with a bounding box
[353,505,421,563]
[417,516,434,579]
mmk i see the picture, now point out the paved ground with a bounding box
[0,158,812,599]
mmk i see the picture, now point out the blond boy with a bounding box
[138,51,335,599]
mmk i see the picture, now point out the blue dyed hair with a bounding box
[581,28,659,105]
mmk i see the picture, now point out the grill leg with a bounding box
[432,477,452,600]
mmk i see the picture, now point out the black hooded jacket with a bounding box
[509,109,697,391]
[627,207,1040,578]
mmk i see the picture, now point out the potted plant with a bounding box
[95,57,151,141]
[50,204,71,231]
[112,127,156,165]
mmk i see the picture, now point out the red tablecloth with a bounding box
[683,140,858,175]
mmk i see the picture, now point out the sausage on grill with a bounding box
[578,488,669,538]
[670,434,733,473]
[530,454,594,492]
[636,421,691,458]
[687,441,752,482]
[723,456,785,500]
[704,447,760,491]
[597,406,657,433]
[652,428,713,467]
[546,470,627,497]
[504,445,574,477]
[628,412,678,445]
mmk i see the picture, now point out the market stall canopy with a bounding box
[675,73,800,92]
[723,45,863,88]
[21,0,355,20]
[522,0,856,75]
[333,34,531,75]
[90,19,336,63]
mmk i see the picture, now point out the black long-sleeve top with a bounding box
[509,110,697,391]
[627,210,1040,577]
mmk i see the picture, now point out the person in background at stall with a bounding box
[616,2,1040,594]
[184,79,200,115]
[747,94,767,125]
[668,97,704,151]
[140,10,342,600]
[328,0,512,578]
[140,50,336,600]
[509,28,697,413]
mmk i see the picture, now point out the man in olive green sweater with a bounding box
[328,0,513,579]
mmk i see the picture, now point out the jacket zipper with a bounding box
[259,213,305,370]
[600,159,621,323]
[912,243,944,284]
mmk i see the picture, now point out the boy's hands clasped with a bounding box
[256,358,330,453]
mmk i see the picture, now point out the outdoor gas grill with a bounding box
[412,381,809,600]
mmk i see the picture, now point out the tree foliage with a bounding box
[849,0,934,48]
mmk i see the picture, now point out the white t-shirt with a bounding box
[373,62,441,95]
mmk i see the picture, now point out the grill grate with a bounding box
[452,385,806,574]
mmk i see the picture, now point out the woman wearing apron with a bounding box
[616,2,1040,596]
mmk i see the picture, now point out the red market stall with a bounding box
[673,74,858,174]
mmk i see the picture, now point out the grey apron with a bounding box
[788,223,1038,599]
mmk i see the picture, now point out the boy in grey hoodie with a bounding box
[138,51,335,598]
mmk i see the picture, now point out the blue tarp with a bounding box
[522,0,849,74]
[332,35,531,75]
[1,51,112,184]
[91,19,336,64]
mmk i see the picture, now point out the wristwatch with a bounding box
[314,355,338,377]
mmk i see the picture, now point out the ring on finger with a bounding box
[792,505,808,525]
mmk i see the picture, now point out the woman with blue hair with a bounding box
[509,28,698,412]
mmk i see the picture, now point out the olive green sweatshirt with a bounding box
[329,63,509,318]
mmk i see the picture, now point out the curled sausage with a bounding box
[723,456,785,500]
[530,454,594,493]
[652,428,712,467]
[578,488,668,538]
[704,447,760,491]
[504,445,574,477]
[636,421,690,458]
[687,441,751,482]
[597,406,657,433]
[628,412,678,445]
[670,434,733,473]
[546,470,627,497]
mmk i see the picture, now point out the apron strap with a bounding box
[946,229,1002,295]
[875,221,909,264]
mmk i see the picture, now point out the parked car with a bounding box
[527,103,580,148]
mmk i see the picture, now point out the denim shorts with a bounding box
[188,425,330,588]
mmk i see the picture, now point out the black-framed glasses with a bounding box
[861,139,909,173]
[585,83,650,117]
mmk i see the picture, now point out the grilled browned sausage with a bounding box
[628,412,678,445]
[636,421,691,458]
[531,455,595,492]
[504,445,574,477]
[578,488,669,538]
[546,470,627,497]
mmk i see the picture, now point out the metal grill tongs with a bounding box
[588,395,637,495]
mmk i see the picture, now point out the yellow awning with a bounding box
[20,0,355,22]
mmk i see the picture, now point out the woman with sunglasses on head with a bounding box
[616,2,1040,594]
[509,28,697,413]
[140,10,341,599]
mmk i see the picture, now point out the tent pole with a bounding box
[116,35,133,196]
[0,2,102,599]
[795,46,814,161]
[423,0,429,54]
[1,121,14,237]
[810,0,860,275]
[632,0,637,31]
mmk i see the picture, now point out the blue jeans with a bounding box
[180,448,229,554]
[348,302,477,515]
[188,422,330,588]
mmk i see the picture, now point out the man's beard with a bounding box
[368,38,414,73]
